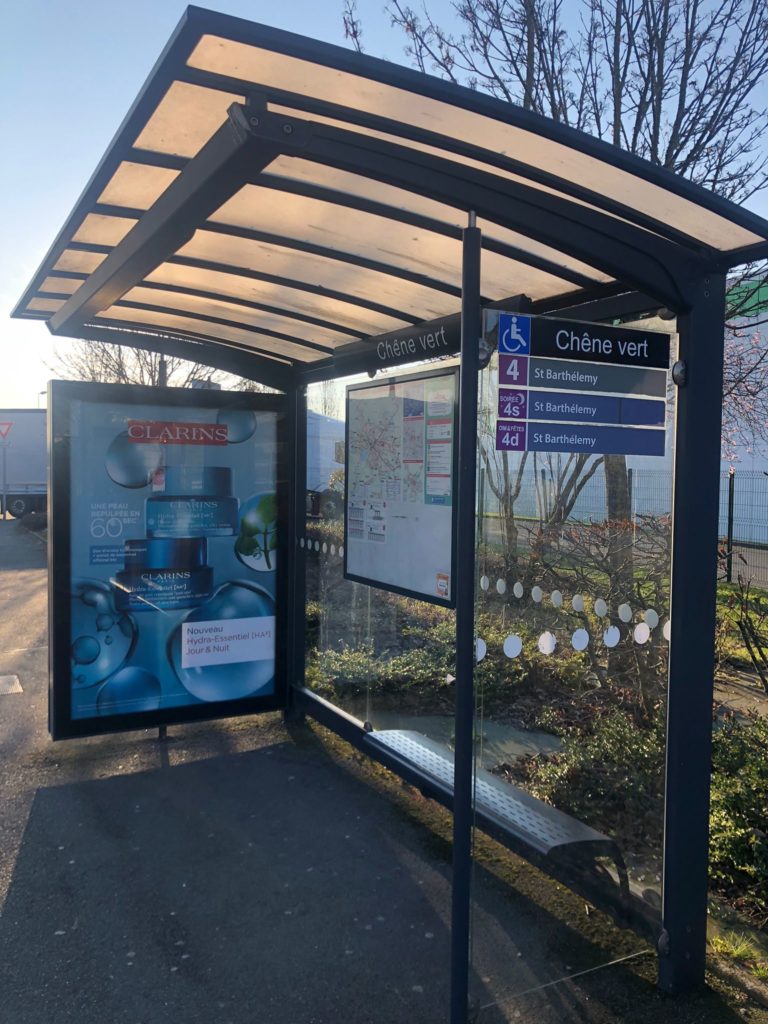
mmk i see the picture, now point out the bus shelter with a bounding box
[13,7,768,1021]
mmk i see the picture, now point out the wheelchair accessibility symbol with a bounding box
[498,314,531,355]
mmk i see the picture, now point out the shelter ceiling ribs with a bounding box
[13,5,768,377]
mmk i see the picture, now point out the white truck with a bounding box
[0,409,47,517]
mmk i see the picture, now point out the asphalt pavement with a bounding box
[0,517,750,1024]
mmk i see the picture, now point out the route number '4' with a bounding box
[498,354,528,386]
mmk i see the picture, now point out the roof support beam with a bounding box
[48,104,283,338]
[77,324,296,391]
[251,110,709,311]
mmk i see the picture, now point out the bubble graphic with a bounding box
[105,432,164,489]
[480,575,490,591]
[551,590,563,608]
[476,638,487,663]
[216,409,257,444]
[572,629,589,651]
[531,586,543,603]
[644,608,660,629]
[663,620,671,642]
[618,603,633,623]
[235,493,278,572]
[96,667,162,715]
[322,542,328,554]
[339,546,344,559]
[70,580,136,688]
[299,538,305,548]
[513,582,524,599]
[496,579,507,595]
[603,625,621,648]
[634,623,651,645]
[169,581,276,702]
[503,635,523,658]
[572,594,585,613]
[330,545,336,556]
[594,598,608,618]
[538,631,556,655]
[72,636,100,665]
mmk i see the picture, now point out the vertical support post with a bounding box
[660,273,726,993]
[726,469,735,583]
[285,383,308,718]
[450,214,481,1024]
[1,444,7,521]
[158,357,168,388]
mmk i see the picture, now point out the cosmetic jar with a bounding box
[146,465,239,538]
[114,537,213,611]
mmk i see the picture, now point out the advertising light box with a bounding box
[49,381,286,740]
[344,367,458,606]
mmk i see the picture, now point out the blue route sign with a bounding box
[527,423,666,456]
[524,391,665,426]
[491,310,670,456]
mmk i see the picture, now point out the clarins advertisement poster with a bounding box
[49,381,286,740]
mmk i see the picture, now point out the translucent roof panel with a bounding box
[13,7,768,371]
[121,285,353,349]
[144,262,410,335]
[96,306,321,362]
[189,34,763,252]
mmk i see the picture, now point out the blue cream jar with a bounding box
[146,466,239,538]
[114,537,213,611]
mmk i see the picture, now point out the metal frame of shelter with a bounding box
[13,7,768,1020]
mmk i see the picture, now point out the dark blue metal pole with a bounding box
[660,273,726,992]
[450,215,481,1024]
[285,383,308,716]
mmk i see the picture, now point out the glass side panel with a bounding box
[303,374,459,741]
[469,315,676,1016]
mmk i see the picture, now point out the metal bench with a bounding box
[363,728,632,927]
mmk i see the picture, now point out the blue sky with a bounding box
[0,0,422,406]
[2,1,767,408]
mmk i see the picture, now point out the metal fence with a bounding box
[481,465,768,589]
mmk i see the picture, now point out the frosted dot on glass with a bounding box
[496,579,507,595]
[572,594,585,612]
[572,629,589,651]
[551,590,563,608]
[299,538,304,548]
[339,546,344,558]
[634,622,651,645]
[315,541,321,552]
[603,625,621,648]
[476,638,487,663]
[503,635,523,658]
[618,603,633,623]
[531,586,543,603]
[480,575,490,591]
[644,609,659,629]
[330,544,336,556]
[594,598,608,618]
[538,631,556,655]
[663,620,671,642]
[513,582,524,599]
[322,542,328,554]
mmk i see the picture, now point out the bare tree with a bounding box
[345,0,768,575]
[345,0,768,392]
[49,339,225,389]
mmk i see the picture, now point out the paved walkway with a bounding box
[0,518,753,1024]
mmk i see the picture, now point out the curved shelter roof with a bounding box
[13,5,768,385]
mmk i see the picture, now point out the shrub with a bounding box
[709,712,768,921]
